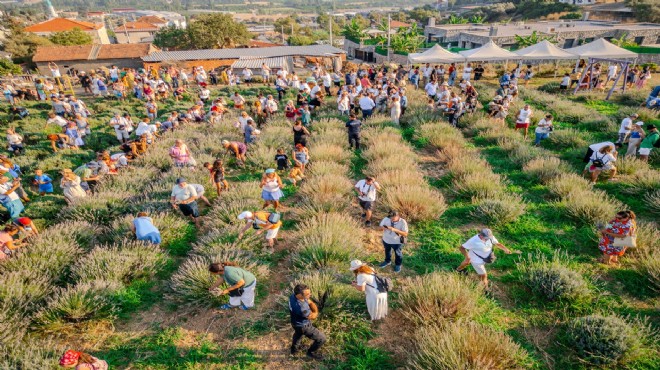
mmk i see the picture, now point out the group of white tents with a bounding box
[408,38,638,64]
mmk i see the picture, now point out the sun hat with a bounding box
[479,228,493,239]
[349,259,365,271]
[631,113,639,118]
[238,211,253,220]
[59,350,81,366]
[265,168,276,174]
[175,177,186,184]
[221,139,229,145]
[635,121,644,126]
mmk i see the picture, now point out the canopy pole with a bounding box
[554,60,559,78]
[573,58,590,95]
[606,62,624,101]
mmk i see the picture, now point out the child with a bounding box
[204,160,229,196]
[288,162,305,186]
[560,73,570,90]
[33,169,53,195]
[299,104,312,127]
[275,148,289,171]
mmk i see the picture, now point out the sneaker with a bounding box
[455,268,468,276]
[394,265,402,273]
[379,261,391,268]
[307,352,324,361]
[239,304,251,310]
[365,220,372,227]
[219,304,235,310]
[361,213,366,218]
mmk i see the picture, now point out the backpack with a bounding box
[592,154,605,168]
[267,212,280,224]
[368,273,393,293]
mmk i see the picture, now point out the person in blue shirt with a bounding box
[33,169,53,195]
[289,284,326,360]
[131,212,161,245]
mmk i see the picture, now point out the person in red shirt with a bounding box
[14,216,39,238]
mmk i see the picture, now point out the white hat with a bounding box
[635,121,644,126]
[349,259,365,271]
[237,211,253,220]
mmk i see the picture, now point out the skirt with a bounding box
[262,189,283,201]
[366,292,388,321]
[515,122,530,128]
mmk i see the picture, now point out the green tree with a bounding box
[341,18,367,40]
[274,14,302,35]
[187,13,253,49]
[469,15,484,24]
[514,31,557,48]
[48,27,93,46]
[626,0,660,23]
[407,5,440,25]
[0,16,52,63]
[610,33,638,48]
[445,15,468,24]
[0,58,22,76]
[153,25,191,50]
[288,35,315,46]
[389,25,425,54]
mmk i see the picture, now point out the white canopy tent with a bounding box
[566,38,638,59]
[459,40,520,62]
[408,44,465,63]
[514,40,578,60]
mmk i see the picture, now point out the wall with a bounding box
[36,58,144,75]
[143,59,235,71]
[115,31,155,44]
[95,26,111,44]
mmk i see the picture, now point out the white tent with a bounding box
[514,40,578,60]
[459,40,520,61]
[566,38,638,59]
[408,44,465,63]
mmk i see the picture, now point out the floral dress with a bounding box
[598,219,634,256]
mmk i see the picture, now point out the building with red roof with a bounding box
[24,18,111,44]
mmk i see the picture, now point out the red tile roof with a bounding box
[137,15,167,24]
[33,43,158,62]
[24,18,103,32]
[115,21,159,32]
[390,20,412,28]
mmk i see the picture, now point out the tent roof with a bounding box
[408,44,465,63]
[459,40,520,61]
[514,40,578,60]
[566,38,638,59]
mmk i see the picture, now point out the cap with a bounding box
[265,168,276,174]
[349,259,365,271]
[634,121,644,126]
[238,211,253,220]
[175,177,186,184]
[494,95,503,100]
[479,228,493,239]
[647,124,657,130]
[631,113,639,118]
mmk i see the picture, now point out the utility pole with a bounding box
[387,14,391,63]
[282,25,285,44]
[329,14,333,47]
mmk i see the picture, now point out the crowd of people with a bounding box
[0,57,655,365]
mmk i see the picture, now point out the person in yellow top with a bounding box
[238,210,281,250]
[221,69,229,85]
[288,163,305,186]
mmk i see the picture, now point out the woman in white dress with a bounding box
[350,260,388,321]
[60,169,87,202]
[389,96,401,125]
[462,62,473,82]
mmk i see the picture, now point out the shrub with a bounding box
[409,321,530,370]
[0,270,52,311]
[310,143,351,164]
[624,168,660,193]
[471,193,526,225]
[247,143,279,171]
[382,185,447,222]
[292,212,364,269]
[34,280,121,334]
[60,191,134,224]
[538,81,560,93]
[517,251,590,301]
[193,227,262,256]
[0,235,83,283]
[398,272,483,325]
[308,161,349,177]
[109,212,192,247]
[0,338,65,369]
[636,249,660,291]
[73,241,165,285]
[40,221,103,250]
[377,169,424,188]
[523,157,570,183]
[221,181,262,203]
[614,156,649,176]
[644,190,660,215]
[547,173,591,198]
[634,222,660,253]
[507,141,544,165]
[366,153,416,174]
[446,154,490,178]
[567,315,649,366]
[418,123,466,149]
[283,270,351,317]
[453,171,504,199]
[547,128,587,149]
[298,174,353,211]
[560,189,622,224]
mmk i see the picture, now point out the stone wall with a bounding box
[36,58,144,75]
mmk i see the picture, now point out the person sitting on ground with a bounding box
[169,139,196,169]
[170,177,200,227]
[237,210,282,251]
[131,211,161,245]
[60,169,87,202]
[625,121,645,157]
[288,162,304,187]
[222,140,247,166]
[208,261,257,311]
[6,128,24,155]
[33,169,53,195]
[14,216,38,239]
[58,349,108,370]
[456,228,512,289]
[350,260,388,321]
[598,210,636,266]
[0,176,25,220]
[204,160,230,196]
[0,224,23,260]
[586,144,618,183]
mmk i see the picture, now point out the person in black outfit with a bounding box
[79,72,93,94]
[346,113,362,150]
[275,148,289,171]
[289,284,325,360]
[474,64,485,81]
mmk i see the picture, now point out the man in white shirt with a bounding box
[170,177,199,226]
[606,64,618,86]
[48,62,63,86]
[422,63,432,85]
[321,72,332,96]
[617,113,638,144]
[358,94,376,119]
[242,68,253,86]
[456,228,512,288]
[110,112,130,143]
[109,65,119,83]
[354,176,381,227]
[232,92,246,109]
[379,210,409,273]
[261,63,271,84]
[425,81,438,99]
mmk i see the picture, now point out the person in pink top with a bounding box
[169,139,196,169]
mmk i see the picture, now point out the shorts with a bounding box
[174,158,197,168]
[235,104,243,109]
[560,85,568,90]
[359,200,373,211]
[468,251,487,275]
[515,122,530,129]
[639,148,652,156]
[178,202,199,217]
[265,227,280,240]
[262,189,283,201]
[115,129,129,141]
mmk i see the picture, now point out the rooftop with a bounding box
[136,15,168,24]
[427,21,660,38]
[24,18,103,32]
[33,43,158,62]
[390,20,412,28]
[142,44,345,62]
[115,21,159,32]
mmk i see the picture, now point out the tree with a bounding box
[274,14,302,35]
[0,59,22,76]
[514,31,557,48]
[626,0,660,23]
[341,18,367,40]
[389,25,425,54]
[610,33,638,48]
[469,15,484,24]
[0,16,52,63]
[445,15,468,24]
[407,5,440,25]
[153,25,191,50]
[187,13,253,49]
[48,28,93,46]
